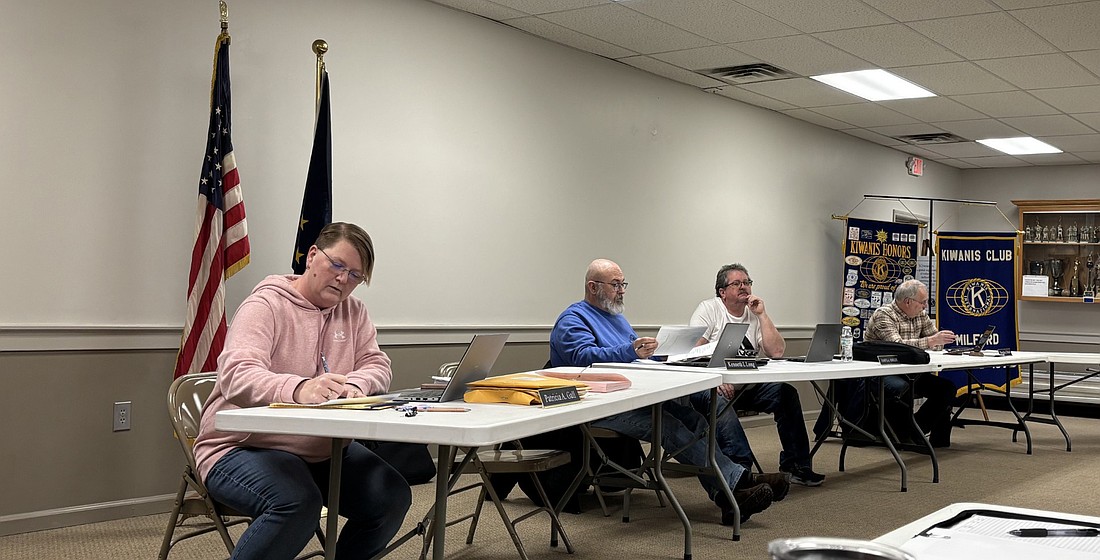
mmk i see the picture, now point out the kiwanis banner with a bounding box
[936,232,1020,393]
[842,218,920,340]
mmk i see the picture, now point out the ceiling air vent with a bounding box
[894,132,968,145]
[702,63,798,84]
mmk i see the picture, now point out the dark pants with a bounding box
[881,373,957,446]
[690,382,812,472]
[206,443,412,560]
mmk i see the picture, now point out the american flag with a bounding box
[174,34,250,378]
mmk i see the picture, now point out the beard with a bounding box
[599,292,625,315]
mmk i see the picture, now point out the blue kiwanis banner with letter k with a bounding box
[936,232,1020,393]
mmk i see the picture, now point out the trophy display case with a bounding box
[1013,199,1100,303]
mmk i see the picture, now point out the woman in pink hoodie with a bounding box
[194,222,411,560]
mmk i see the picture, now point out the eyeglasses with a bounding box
[592,280,629,291]
[317,247,365,284]
[724,279,754,288]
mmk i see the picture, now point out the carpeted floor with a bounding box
[3,409,1099,560]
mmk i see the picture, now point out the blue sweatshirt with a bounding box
[549,300,638,367]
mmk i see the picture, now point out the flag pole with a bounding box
[219,0,230,40]
[313,39,328,111]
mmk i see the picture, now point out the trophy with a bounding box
[1085,252,1096,300]
[1042,225,1051,241]
[1057,218,1065,242]
[1069,222,1079,243]
[1070,257,1081,297]
[1093,227,1100,244]
[1048,258,1065,296]
[1029,260,1045,276]
[1025,225,1033,242]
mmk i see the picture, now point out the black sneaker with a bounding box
[783,466,826,487]
[718,483,774,525]
[750,472,791,501]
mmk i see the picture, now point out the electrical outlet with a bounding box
[114,401,132,432]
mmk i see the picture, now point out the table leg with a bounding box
[874,381,907,492]
[432,444,452,560]
[650,403,692,560]
[326,438,344,560]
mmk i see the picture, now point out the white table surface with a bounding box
[928,350,1050,371]
[594,359,935,384]
[875,501,1100,548]
[1042,352,1100,365]
[216,367,722,448]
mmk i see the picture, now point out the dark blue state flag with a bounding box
[292,69,332,273]
[936,232,1020,393]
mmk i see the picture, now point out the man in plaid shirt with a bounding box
[865,279,958,448]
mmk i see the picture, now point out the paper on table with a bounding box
[269,395,396,409]
[653,326,707,357]
[900,514,1100,559]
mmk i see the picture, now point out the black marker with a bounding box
[1009,528,1100,538]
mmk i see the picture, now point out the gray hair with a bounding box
[895,279,926,302]
[714,263,749,296]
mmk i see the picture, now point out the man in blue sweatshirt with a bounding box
[549,259,777,525]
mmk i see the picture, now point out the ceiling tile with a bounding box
[815,24,964,67]
[842,128,908,146]
[489,0,607,14]
[652,45,760,71]
[539,4,712,54]
[781,108,855,129]
[1000,115,1095,136]
[729,35,872,76]
[1070,113,1100,131]
[951,91,1060,117]
[881,97,988,122]
[1072,150,1100,163]
[708,86,797,111]
[935,158,983,168]
[504,17,636,58]
[895,145,959,160]
[810,103,921,128]
[956,155,1030,166]
[1032,86,1100,113]
[1014,152,1089,165]
[734,0,894,32]
[623,0,798,43]
[932,118,1024,139]
[616,56,728,88]
[431,0,529,19]
[1012,2,1100,51]
[861,0,1002,21]
[924,141,1004,157]
[890,62,1016,95]
[738,78,864,107]
[908,12,1058,59]
[1039,133,1100,151]
[1068,50,1100,75]
[976,54,1100,89]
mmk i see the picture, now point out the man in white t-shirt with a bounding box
[688,263,825,487]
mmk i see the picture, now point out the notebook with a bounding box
[652,325,707,360]
[945,325,996,355]
[393,333,509,402]
[779,323,843,363]
[666,323,750,368]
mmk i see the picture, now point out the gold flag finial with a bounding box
[313,39,328,107]
[219,1,229,31]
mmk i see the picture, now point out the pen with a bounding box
[1009,528,1100,537]
[320,352,330,373]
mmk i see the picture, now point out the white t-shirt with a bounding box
[689,297,763,350]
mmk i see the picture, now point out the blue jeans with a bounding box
[592,400,747,501]
[205,443,412,560]
[690,382,812,472]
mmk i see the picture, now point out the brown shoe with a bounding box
[719,483,773,525]
[751,472,791,501]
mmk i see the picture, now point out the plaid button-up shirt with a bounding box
[865,301,936,349]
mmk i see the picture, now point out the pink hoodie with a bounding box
[193,274,392,481]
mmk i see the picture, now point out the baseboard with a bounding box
[0,494,175,537]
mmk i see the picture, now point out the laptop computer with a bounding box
[779,323,843,363]
[945,325,995,355]
[666,323,750,368]
[652,325,707,360]
[393,333,509,402]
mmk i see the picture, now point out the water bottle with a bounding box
[840,326,854,362]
